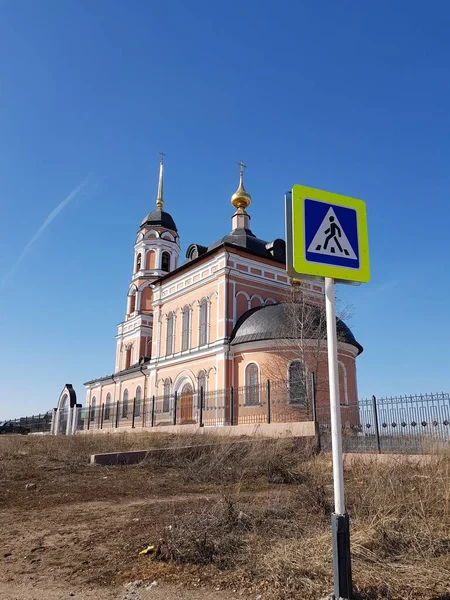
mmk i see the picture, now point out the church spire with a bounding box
[156,152,165,211]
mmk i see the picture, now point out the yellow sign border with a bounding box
[291,184,370,283]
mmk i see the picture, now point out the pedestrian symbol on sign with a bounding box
[306,205,358,264]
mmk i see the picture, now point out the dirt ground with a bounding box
[0,433,286,600]
[0,432,449,600]
[0,580,248,600]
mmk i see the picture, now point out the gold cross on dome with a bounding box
[237,160,246,174]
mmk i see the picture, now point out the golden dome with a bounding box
[231,161,251,212]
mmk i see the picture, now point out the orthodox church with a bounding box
[57,158,362,433]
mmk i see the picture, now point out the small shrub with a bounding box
[155,496,244,568]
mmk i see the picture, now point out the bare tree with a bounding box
[264,279,353,418]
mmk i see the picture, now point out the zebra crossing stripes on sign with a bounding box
[307,206,357,260]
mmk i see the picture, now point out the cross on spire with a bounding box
[159,152,165,164]
[237,160,246,174]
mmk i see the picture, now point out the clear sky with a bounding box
[1,0,450,418]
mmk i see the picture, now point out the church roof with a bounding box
[208,230,286,264]
[140,209,178,232]
[230,302,363,354]
[84,357,151,386]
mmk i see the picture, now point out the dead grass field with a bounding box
[0,432,449,600]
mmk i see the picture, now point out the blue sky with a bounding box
[1,0,450,418]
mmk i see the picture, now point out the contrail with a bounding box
[1,177,92,288]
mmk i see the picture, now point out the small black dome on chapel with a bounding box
[140,210,178,232]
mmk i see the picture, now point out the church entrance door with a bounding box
[180,383,194,423]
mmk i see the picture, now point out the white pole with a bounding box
[325,276,345,515]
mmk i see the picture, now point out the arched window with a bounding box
[136,253,142,272]
[245,364,259,406]
[129,291,136,315]
[289,360,307,405]
[161,251,170,272]
[134,386,142,417]
[339,362,348,406]
[90,397,96,422]
[166,312,175,355]
[146,250,156,270]
[104,393,111,421]
[125,345,132,369]
[199,299,208,346]
[198,370,207,409]
[181,305,191,351]
[122,389,129,418]
[163,379,171,413]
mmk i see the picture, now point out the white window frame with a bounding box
[244,362,260,407]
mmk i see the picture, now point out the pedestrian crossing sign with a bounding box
[290,184,370,283]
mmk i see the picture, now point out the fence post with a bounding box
[100,403,105,429]
[142,397,146,428]
[173,391,178,426]
[132,398,136,428]
[372,395,381,454]
[311,371,317,422]
[115,401,120,429]
[151,395,156,427]
[87,407,90,431]
[266,380,271,424]
[230,386,234,425]
[199,387,204,428]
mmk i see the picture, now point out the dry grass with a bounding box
[0,432,449,599]
[145,440,450,599]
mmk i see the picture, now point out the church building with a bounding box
[74,158,362,431]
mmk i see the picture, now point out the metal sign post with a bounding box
[325,275,352,598]
[286,184,370,600]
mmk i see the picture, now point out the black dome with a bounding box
[230,302,363,354]
[140,209,178,232]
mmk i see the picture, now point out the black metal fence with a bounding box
[84,380,312,431]
[317,393,450,454]
[9,412,53,433]
[83,386,450,455]
[13,387,449,455]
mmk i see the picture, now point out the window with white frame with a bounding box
[199,299,208,346]
[90,397,96,422]
[135,386,142,417]
[339,362,349,406]
[163,379,171,412]
[104,393,111,420]
[245,363,260,406]
[198,370,207,408]
[288,360,307,405]
[135,253,142,272]
[166,312,175,355]
[161,251,170,272]
[122,389,129,418]
[181,305,191,351]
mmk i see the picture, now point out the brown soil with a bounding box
[0,432,448,600]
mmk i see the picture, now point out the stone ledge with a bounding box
[90,421,318,466]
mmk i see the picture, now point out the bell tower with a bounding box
[115,155,180,373]
[132,153,181,286]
